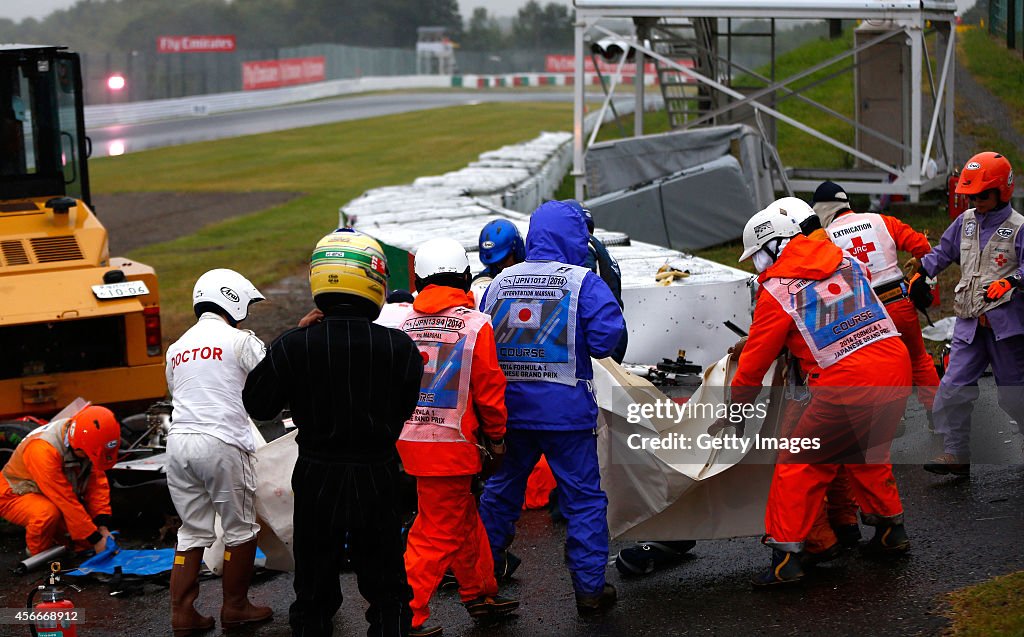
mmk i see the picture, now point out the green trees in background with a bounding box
[0,0,463,53]
[462,2,574,52]
[0,0,574,54]
[461,8,506,52]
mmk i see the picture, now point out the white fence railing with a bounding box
[84,75,451,128]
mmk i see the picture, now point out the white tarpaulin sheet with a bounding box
[596,355,781,540]
[240,356,782,569]
[205,427,296,573]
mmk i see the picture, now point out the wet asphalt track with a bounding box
[88,91,584,156]
[1,384,1022,637]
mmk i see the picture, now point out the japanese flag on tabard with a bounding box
[509,300,543,329]
[813,274,853,308]
[419,342,440,374]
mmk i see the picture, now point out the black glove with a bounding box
[480,437,506,479]
[908,273,933,312]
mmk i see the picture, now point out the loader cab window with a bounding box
[0,51,90,206]
[0,67,32,176]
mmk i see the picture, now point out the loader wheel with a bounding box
[0,421,38,469]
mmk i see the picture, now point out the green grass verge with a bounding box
[958,27,1024,170]
[959,27,1024,139]
[946,571,1024,636]
[90,102,572,337]
[590,33,857,168]
[751,32,856,169]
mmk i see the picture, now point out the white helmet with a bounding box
[414,238,470,279]
[785,197,822,235]
[192,268,265,322]
[739,197,811,261]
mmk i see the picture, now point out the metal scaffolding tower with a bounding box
[572,0,959,202]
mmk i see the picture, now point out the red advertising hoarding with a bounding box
[242,57,327,91]
[545,54,691,76]
[157,35,237,53]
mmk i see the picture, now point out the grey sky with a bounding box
[0,0,566,21]
[1,0,975,23]
[460,0,571,17]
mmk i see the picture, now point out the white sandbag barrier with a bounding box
[340,127,755,369]
[243,124,765,569]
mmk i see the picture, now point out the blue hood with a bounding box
[525,200,589,266]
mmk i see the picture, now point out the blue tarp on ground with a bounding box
[66,544,175,577]
[66,538,266,577]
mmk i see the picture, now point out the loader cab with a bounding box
[0,45,91,207]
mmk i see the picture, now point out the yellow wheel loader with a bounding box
[0,45,166,423]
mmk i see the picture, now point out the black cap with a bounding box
[386,289,414,304]
[811,181,850,205]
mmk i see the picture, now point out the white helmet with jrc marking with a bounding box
[192,268,265,322]
[739,197,811,261]
[309,228,389,309]
[414,237,471,279]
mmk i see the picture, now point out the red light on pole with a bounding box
[107,74,126,91]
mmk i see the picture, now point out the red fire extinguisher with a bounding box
[27,562,78,637]
[948,171,970,219]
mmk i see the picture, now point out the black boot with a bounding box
[410,622,443,637]
[861,523,910,556]
[464,595,519,620]
[493,550,521,582]
[751,549,804,587]
[924,453,969,476]
[834,524,862,548]
[615,540,696,576]
[799,542,841,567]
[575,583,616,615]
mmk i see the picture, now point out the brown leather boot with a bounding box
[170,548,215,636]
[220,539,273,630]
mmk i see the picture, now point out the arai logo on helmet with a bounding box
[482,240,496,250]
[220,287,240,303]
[966,161,982,170]
[105,440,118,449]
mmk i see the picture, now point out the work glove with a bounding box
[728,336,748,358]
[93,529,120,555]
[908,273,934,312]
[707,416,745,438]
[480,437,506,479]
[903,256,923,277]
[985,274,1021,302]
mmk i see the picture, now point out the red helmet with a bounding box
[956,152,1014,202]
[68,405,121,471]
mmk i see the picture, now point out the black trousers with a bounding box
[289,456,412,637]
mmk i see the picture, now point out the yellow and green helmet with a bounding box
[309,229,389,308]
